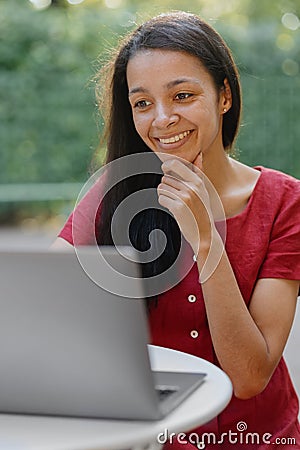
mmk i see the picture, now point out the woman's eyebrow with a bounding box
[166,78,201,89]
[128,86,148,96]
[128,77,202,96]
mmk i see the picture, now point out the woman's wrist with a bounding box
[194,228,225,283]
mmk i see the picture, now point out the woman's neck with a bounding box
[201,149,235,194]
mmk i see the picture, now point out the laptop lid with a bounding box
[0,247,165,419]
[0,247,205,420]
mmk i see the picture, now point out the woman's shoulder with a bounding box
[255,165,300,189]
[254,166,300,212]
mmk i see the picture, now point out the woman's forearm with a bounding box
[196,234,273,399]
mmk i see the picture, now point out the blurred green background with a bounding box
[0,0,299,229]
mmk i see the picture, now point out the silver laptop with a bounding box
[0,246,206,420]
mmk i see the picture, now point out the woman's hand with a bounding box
[157,154,214,258]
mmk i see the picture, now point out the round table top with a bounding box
[0,345,232,450]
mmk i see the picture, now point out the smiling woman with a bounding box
[54,11,300,450]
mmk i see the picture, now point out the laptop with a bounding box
[0,246,206,420]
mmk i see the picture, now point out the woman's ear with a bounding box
[220,78,232,114]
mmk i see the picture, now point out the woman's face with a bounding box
[126,49,227,164]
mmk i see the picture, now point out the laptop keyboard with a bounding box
[156,387,178,402]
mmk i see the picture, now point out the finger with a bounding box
[161,163,205,201]
[157,183,182,200]
[161,174,185,191]
[193,152,203,171]
[161,169,185,181]
[161,176,205,207]
[157,194,178,216]
[161,158,201,183]
[161,172,208,211]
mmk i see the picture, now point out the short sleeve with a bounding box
[58,211,74,245]
[58,176,103,246]
[258,176,300,282]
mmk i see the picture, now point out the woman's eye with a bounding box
[134,99,151,109]
[175,93,193,100]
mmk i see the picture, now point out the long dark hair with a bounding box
[94,12,242,301]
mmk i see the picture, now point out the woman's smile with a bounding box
[154,130,194,150]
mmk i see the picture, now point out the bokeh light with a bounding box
[29,0,51,10]
[282,58,299,76]
[67,0,85,4]
[104,0,123,9]
[276,33,295,51]
[281,12,300,31]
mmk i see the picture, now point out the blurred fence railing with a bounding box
[0,183,83,202]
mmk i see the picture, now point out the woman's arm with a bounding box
[51,237,73,249]
[158,157,299,399]
[51,175,105,249]
[200,236,298,399]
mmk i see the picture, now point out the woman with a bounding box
[54,11,300,448]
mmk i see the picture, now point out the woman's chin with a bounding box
[152,150,195,164]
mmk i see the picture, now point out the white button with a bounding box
[190,330,199,338]
[193,254,197,262]
[188,294,196,303]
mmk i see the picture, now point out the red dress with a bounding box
[59,166,300,449]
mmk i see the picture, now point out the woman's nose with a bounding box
[152,103,179,129]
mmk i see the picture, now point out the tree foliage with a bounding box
[0,0,299,221]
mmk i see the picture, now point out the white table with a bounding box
[0,345,232,450]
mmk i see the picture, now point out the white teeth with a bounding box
[159,130,190,144]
